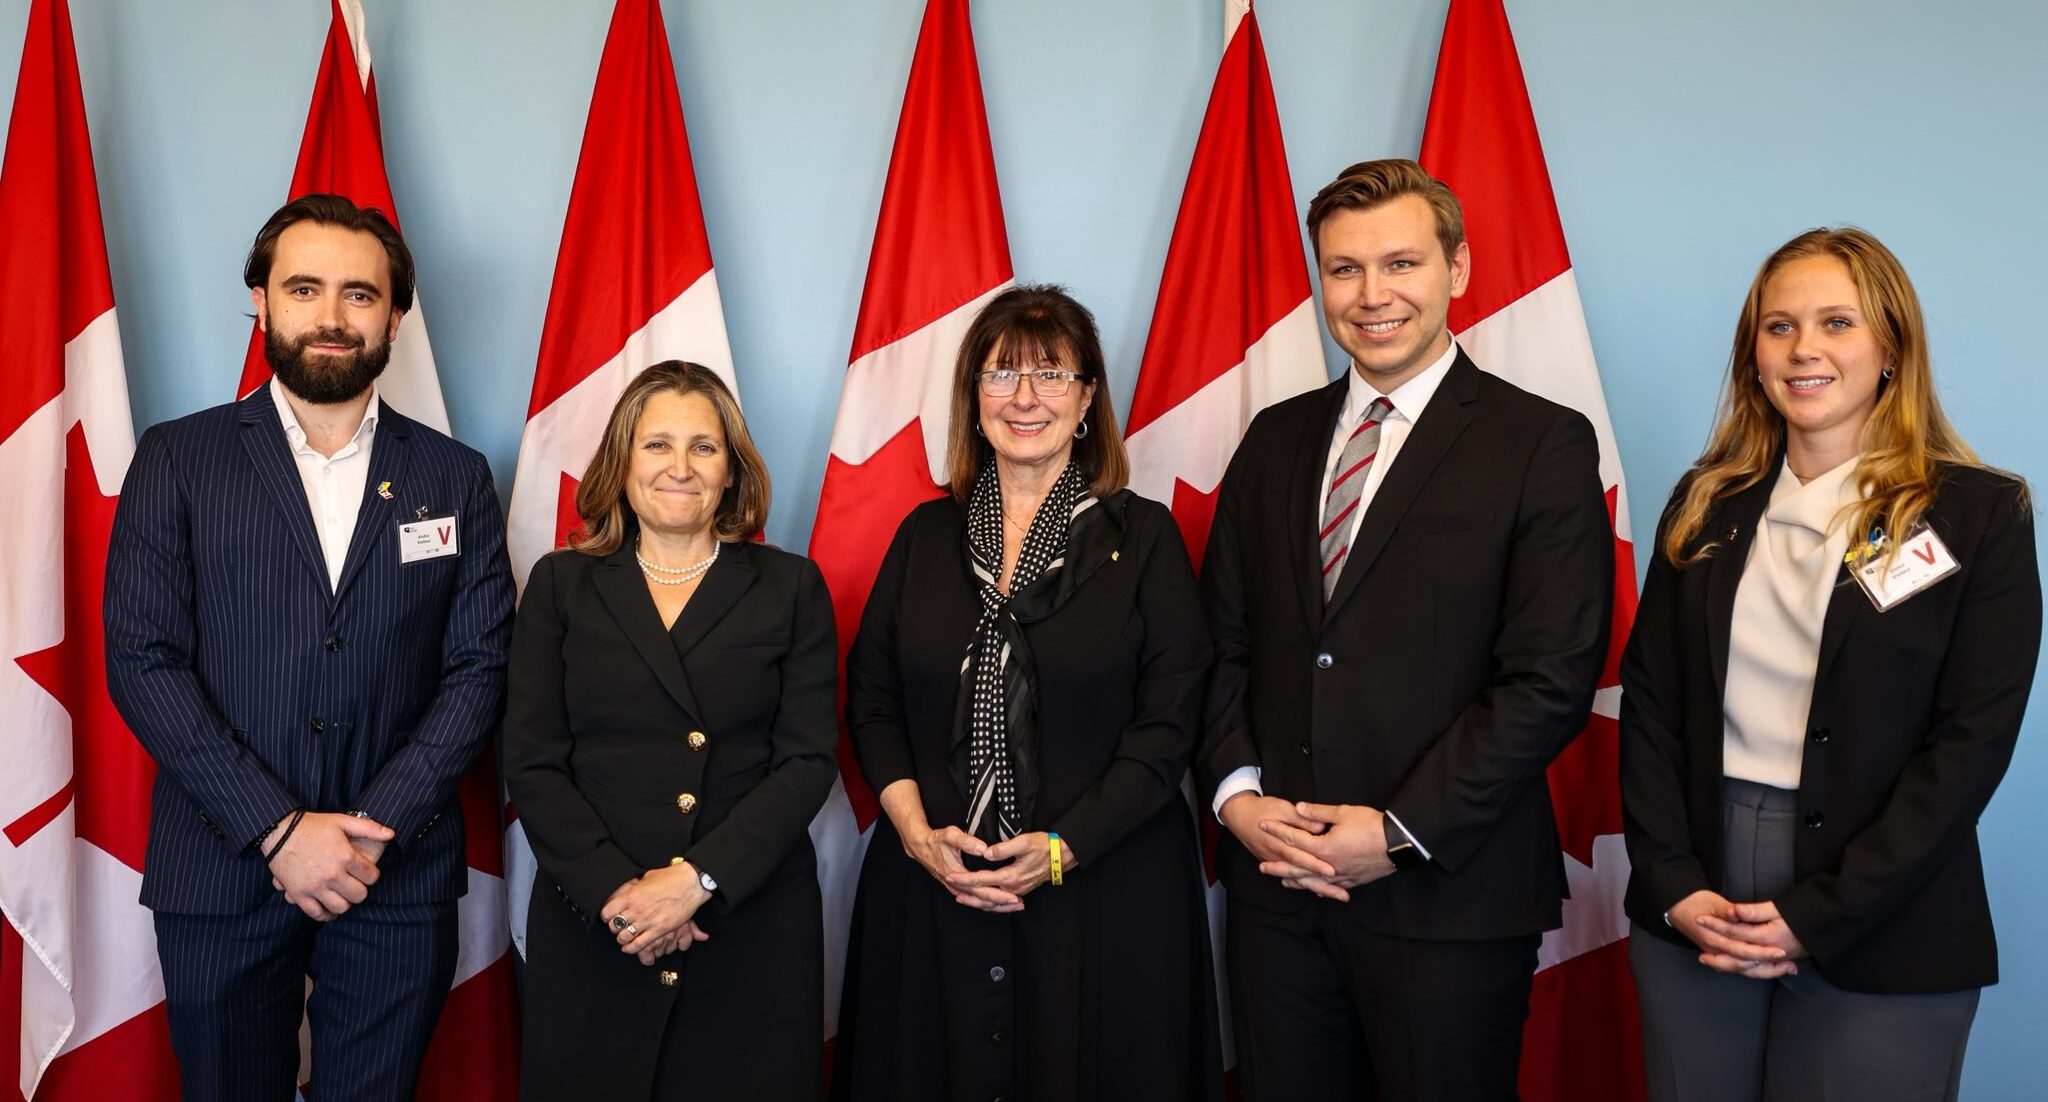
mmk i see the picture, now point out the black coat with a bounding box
[505,539,838,1100]
[1199,354,1615,938]
[1622,463,2040,993]
[832,492,1224,1102]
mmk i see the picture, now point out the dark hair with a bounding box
[1305,158,1464,264]
[243,193,416,312]
[570,361,769,553]
[944,284,1129,500]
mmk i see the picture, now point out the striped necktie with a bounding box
[1318,396,1394,602]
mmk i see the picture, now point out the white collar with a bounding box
[1342,333,1460,424]
[269,375,381,451]
[1765,455,1861,536]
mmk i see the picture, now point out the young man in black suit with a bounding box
[1199,158,1614,1101]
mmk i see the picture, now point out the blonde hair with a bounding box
[1662,227,1990,566]
[1306,158,1464,264]
[569,361,769,555]
[944,284,1129,500]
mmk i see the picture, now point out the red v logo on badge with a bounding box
[1912,541,1936,565]
[438,525,452,545]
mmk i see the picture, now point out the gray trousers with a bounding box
[1630,778,1979,1102]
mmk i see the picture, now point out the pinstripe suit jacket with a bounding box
[104,388,515,915]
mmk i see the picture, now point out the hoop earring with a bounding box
[1073,420,1090,440]
[974,421,985,437]
[1881,366,1895,380]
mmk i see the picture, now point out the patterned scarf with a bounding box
[960,457,1089,843]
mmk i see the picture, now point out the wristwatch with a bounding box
[1384,816,1427,872]
[697,868,719,894]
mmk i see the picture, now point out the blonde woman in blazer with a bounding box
[1621,227,2040,1102]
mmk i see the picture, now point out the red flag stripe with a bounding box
[527,0,716,417]
[1126,12,1305,435]
[844,0,1011,364]
[0,0,115,440]
[1418,0,1571,335]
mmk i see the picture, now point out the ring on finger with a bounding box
[610,914,630,932]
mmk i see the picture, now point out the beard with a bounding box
[264,323,392,404]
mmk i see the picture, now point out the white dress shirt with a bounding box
[270,376,381,592]
[1211,337,1463,858]
[1722,456,1861,789]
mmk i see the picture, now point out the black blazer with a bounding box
[505,538,838,1098]
[1199,351,1614,938]
[505,537,838,924]
[1622,463,2040,994]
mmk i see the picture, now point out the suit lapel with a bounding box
[1705,475,1775,699]
[236,389,329,589]
[667,543,757,659]
[593,544,704,721]
[1812,562,1866,688]
[332,406,413,605]
[1323,354,1479,621]
[1291,379,1349,634]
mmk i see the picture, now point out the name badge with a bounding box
[398,514,461,564]
[1851,525,1956,612]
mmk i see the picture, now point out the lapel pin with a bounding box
[377,481,394,500]
[416,505,431,521]
[1723,523,1739,542]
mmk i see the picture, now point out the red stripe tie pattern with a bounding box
[1318,396,1393,602]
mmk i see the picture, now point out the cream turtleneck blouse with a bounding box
[1721,457,1862,789]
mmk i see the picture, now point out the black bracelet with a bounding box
[263,809,307,864]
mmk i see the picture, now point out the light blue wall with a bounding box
[5,0,2044,1093]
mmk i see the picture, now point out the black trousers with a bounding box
[154,897,457,1102]
[1227,893,1539,1102]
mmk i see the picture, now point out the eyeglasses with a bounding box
[977,368,1086,397]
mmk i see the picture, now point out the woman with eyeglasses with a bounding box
[830,285,1224,1100]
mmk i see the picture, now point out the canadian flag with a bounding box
[232,3,520,1097]
[1418,1,1645,1097]
[1124,0,1325,1079]
[0,1,166,1098]
[806,0,1011,1043]
[502,0,737,956]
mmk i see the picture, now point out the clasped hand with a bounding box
[602,863,714,966]
[265,811,395,921]
[1669,889,1807,978]
[1221,793,1395,903]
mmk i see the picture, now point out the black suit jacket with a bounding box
[105,389,514,914]
[1622,463,2039,993]
[1199,351,1614,938]
[504,537,838,922]
[504,538,839,1098]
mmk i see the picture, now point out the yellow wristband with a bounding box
[1048,832,1064,886]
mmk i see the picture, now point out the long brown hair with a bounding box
[944,284,1129,500]
[569,361,769,555]
[1662,227,1990,566]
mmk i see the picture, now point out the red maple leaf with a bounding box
[11,423,154,873]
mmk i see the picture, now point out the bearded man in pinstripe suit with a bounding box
[104,194,515,1102]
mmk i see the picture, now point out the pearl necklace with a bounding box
[636,538,720,586]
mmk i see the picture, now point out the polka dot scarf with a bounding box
[961,456,1087,844]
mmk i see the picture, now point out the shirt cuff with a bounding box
[1212,766,1263,822]
[1384,810,1434,862]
